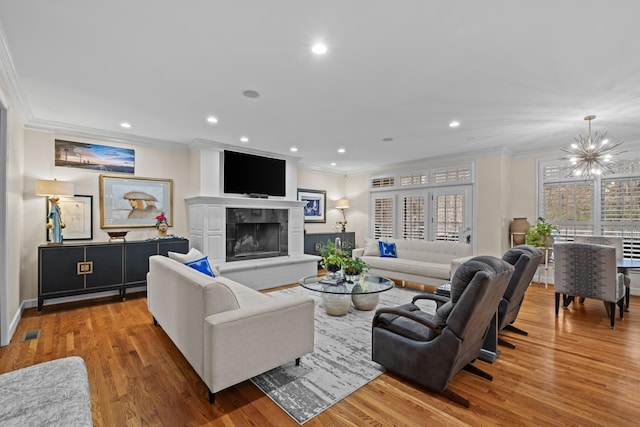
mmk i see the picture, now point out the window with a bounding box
[369,163,473,242]
[540,159,640,258]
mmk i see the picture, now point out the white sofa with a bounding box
[147,254,315,403]
[352,238,472,287]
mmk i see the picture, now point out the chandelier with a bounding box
[561,115,624,178]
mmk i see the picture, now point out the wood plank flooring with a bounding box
[1,282,639,426]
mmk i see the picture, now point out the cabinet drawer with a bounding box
[40,247,85,293]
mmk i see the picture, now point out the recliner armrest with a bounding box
[373,307,442,334]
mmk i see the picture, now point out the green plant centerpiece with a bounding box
[320,240,345,273]
[343,256,368,277]
[525,217,558,247]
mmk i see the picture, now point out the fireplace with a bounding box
[226,208,288,262]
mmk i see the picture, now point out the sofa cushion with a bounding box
[185,256,216,277]
[386,238,471,264]
[361,255,451,280]
[379,241,397,258]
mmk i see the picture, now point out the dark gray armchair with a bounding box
[496,245,544,348]
[371,256,514,407]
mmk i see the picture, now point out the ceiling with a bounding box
[1,1,639,174]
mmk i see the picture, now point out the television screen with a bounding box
[223,150,286,197]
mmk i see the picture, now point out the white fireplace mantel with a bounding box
[185,196,319,290]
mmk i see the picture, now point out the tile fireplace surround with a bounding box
[186,196,320,290]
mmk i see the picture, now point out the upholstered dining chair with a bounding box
[573,236,631,310]
[553,242,625,329]
[495,245,544,348]
[371,256,514,407]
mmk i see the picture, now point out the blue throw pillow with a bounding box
[378,241,397,258]
[184,256,216,277]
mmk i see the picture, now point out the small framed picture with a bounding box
[47,195,93,241]
[297,188,326,223]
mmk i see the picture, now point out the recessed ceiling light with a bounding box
[243,90,260,98]
[290,147,298,152]
[382,137,394,142]
[311,43,328,55]
[330,162,337,166]
[338,148,346,154]
[449,121,460,128]
[240,136,249,143]
[120,122,131,129]
[207,116,218,124]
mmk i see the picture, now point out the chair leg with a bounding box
[609,302,615,329]
[295,357,301,366]
[440,388,470,408]
[625,285,630,312]
[504,324,528,336]
[618,299,625,320]
[208,389,216,404]
[463,363,492,381]
[555,293,560,317]
[498,337,516,349]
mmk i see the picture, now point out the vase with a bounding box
[510,217,529,246]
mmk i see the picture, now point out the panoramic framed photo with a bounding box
[298,188,326,223]
[55,139,135,173]
[99,175,173,228]
[46,194,93,241]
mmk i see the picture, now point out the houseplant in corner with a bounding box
[525,217,558,248]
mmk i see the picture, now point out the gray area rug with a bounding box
[250,285,435,424]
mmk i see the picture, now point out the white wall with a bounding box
[21,130,191,302]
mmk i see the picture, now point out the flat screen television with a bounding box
[223,150,286,197]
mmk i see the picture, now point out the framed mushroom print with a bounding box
[99,175,173,228]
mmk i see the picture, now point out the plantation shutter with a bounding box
[373,196,394,239]
[401,195,425,240]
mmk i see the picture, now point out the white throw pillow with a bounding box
[363,237,380,256]
[168,248,220,276]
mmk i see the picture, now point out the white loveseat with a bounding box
[147,253,315,403]
[352,238,472,287]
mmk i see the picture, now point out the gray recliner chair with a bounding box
[495,245,544,348]
[371,256,514,407]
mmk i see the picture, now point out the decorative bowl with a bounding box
[107,231,128,241]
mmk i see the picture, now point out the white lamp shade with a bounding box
[35,179,75,197]
[335,198,350,209]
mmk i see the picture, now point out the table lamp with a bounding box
[35,179,75,243]
[335,198,350,233]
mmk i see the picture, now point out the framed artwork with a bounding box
[298,188,326,223]
[55,139,135,173]
[46,195,93,241]
[99,175,173,228]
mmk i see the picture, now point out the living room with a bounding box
[2,2,640,425]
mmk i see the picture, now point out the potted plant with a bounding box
[320,240,345,273]
[343,256,368,282]
[525,217,558,248]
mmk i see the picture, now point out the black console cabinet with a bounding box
[304,232,356,257]
[38,238,189,311]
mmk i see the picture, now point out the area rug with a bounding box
[250,285,435,424]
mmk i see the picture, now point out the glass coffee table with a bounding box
[299,273,395,316]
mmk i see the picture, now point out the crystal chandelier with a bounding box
[561,115,624,178]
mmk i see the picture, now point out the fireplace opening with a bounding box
[226,208,288,262]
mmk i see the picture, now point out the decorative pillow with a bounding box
[168,248,220,276]
[168,247,205,263]
[378,241,397,258]
[363,237,380,256]
[184,256,216,277]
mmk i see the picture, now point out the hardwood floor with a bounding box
[1,283,639,426]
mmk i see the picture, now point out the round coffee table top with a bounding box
[299,273,395,295]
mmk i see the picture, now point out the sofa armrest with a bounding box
[352,247,365,258]
[203,295,315,393]
[450,255,475,280]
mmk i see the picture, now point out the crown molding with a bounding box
[0,21,32,122]
[24,118,187,151]
[190,138,303,163]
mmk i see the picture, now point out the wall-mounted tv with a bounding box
[223,150,286,197]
